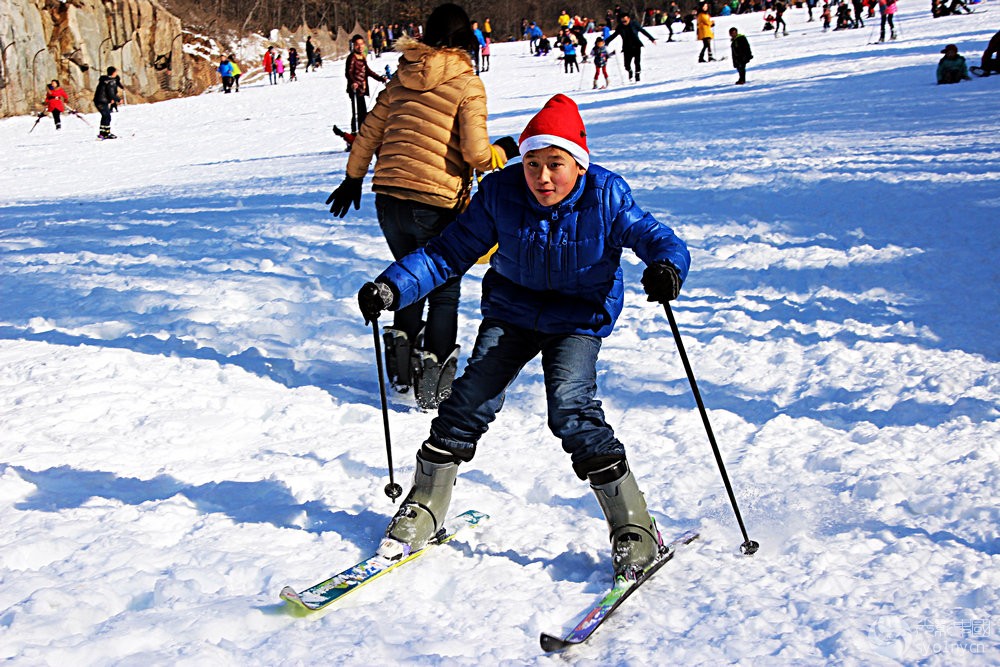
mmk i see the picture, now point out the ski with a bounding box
[540,529,699,652]
[280,509,488,613]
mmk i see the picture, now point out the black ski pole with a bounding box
[28,112,45,134]
[349,91,357,134]
[663,302,759,556]
[371,317,403,502]
[68,108,92,127]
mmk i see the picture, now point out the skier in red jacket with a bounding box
[44,80,69,130]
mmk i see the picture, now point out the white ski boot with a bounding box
[379,447,459,560]
[588,459,663,580]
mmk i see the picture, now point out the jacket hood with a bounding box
[395,36,474,92]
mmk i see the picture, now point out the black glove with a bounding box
[326,176,363,218]
[358,281,394,324]
[494,136,519,160]
[641,262,682,303]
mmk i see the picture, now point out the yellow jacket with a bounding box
[697,12,715,40]
[347,37,493,209]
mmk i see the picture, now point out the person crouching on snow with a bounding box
[356,93,691,582]
[937,43,971,84]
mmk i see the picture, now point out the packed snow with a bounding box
[1,3,998,664]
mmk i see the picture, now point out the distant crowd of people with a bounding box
[33,1,998,140]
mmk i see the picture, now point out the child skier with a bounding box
[217,56,234,93]
[878,0,897,42]
[562,36,580,72]
[230,55,242,91]
[357,94,691,581]
[274,53,285,81]
[729,27,753,84]
[591,37,613,88]
[481,37,491,72]
[44,80,68,129]
[332,125,355,151]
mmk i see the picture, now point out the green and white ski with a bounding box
[280,509,488,613]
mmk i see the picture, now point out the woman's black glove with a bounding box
[494,136,520,160]
[641,262,682,303]
[326,176,363,218]
[358,281,395,324]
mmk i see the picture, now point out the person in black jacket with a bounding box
[305,36,316,71]
[974,29,1000,76]
[92,66,122,139]
[773,0,789,36]
[729,27,753,84]
[605,13,656,81]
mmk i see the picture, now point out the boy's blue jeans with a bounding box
[428,318,626,476]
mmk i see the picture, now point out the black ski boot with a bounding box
[383,326,419,392]
[588,458,663,580]
[411,346,459,410]
[379,446,459,559]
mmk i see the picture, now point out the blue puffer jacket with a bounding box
[379,163,691,337]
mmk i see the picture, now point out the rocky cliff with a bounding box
[0,0,193,117]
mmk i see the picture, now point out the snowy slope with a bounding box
[1,3,998,664]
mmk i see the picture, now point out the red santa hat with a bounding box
[518,94,589,170]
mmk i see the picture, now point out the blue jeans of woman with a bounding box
[376,194,460,361]
[428,318,625,477]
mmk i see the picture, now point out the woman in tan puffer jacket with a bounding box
[327,2,517,408]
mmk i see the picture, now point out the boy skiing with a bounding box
[356,94,691,581]
[729,27,753,84]
[592,36,613,88]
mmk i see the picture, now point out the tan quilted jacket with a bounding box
[346,37,493,209]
